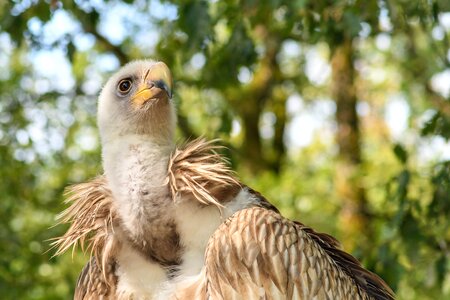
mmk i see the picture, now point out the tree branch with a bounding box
[69,3,129,65]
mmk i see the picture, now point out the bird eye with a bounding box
[118,78,132,94]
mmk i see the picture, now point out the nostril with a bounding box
[153,80,172,98]
[154,80,164,90]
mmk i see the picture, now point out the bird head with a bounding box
[97,60,176,143]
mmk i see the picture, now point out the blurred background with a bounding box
[0,0,449,299]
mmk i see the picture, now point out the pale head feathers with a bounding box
[97,59,176,144]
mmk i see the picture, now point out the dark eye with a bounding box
[118,78,132,94]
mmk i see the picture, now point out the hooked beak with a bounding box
[131,62,173,107]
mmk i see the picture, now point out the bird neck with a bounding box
[101,133,176,240]
[102,133,174,191]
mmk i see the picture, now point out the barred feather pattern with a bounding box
[74,257,117,300]
[174,207,395,300]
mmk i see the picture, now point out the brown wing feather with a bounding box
[302,225,395,299]
[202,207,395,300]
[75,258,117,300]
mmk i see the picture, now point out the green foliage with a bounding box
[0,0,449,299]
[422,111,450,139]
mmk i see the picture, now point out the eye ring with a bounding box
[117,78,132,94]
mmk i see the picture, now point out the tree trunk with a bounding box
[271,87,287,174]
[241,103,265,171]
[230,33,281,173]
[331,37,371,252]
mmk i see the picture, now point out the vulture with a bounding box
[53,60,395,300]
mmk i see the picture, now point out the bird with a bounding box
[53,60,395,300]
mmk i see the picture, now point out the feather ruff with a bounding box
[52,138,238,272]
[167,138,240,208]
[50,176,118,286]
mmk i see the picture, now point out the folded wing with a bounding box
[184,207,395,300]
